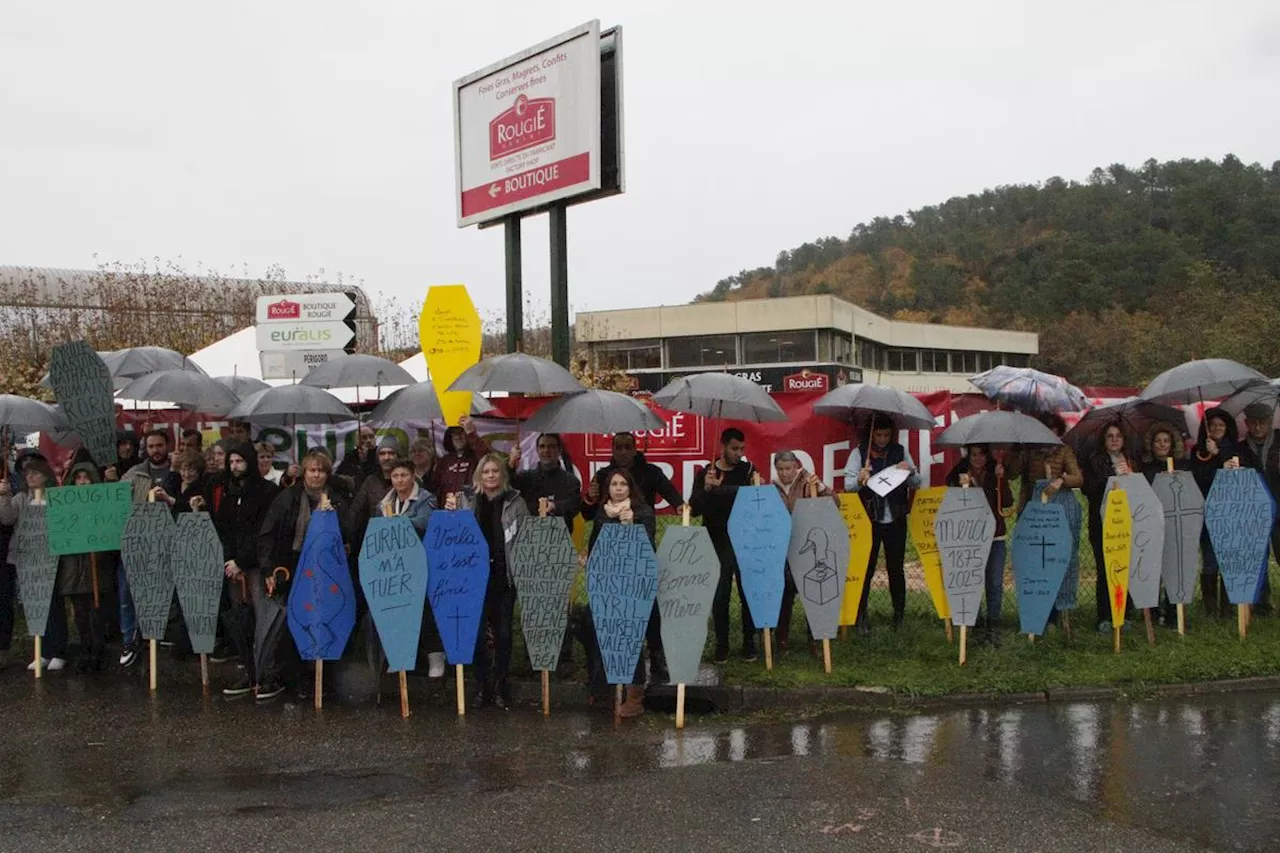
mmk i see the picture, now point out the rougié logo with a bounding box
[490,95,556,160]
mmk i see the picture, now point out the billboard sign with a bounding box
[454,21,604,226]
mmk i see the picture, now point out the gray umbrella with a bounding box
[299,354,416,391]
[118,370,242,415]
[227,385,355,426]
[367,381,445,424]
[935,410,1063,448]
[0,395,70,433]
[811,384,936,430]
[1140,358,1268,405]
[523,389,665,434]
[103,346,207,380]
[1217,379,1280,418]
[446,352,584,396]
[652,372,786,423]
[214,375,271,398]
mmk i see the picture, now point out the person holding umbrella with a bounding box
[434,416,491,507]
[1081,421,1140,632]
[944,445,1014,646]
[1190,407,1239,618]
[1016,413,1083,514]
[843,417,920,632]
[208,441,279,697]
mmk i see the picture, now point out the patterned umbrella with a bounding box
[969,366,1089,413]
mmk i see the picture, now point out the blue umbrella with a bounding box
[969,366,1089,413]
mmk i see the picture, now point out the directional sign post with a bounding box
[255,293,359,380]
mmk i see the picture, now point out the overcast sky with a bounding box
[2,2,1277,331]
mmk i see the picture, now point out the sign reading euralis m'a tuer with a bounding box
[454,21,602,226]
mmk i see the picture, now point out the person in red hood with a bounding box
[432,415,490,505]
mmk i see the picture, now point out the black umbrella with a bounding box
[227,385,355,426]
[367,381,445,424]
[299,354,416,392]
[214,375,271,398]
[935,410,1063,448]
[118,370,242,415]
[1140,358,1268,405]
[447,352,584,396]
[0,395,70,433]
[524,389,665,434]
[652,372,786,423]
[1218,379,1280,418]
[1063,397,1187,461]
[811,384,936,430]
[103,346,208,380]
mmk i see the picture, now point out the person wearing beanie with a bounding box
[1228,402,1278,616]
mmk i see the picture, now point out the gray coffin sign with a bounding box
[1151,471,1204,606]
[786,498,851,641]
[934,487,995,628]
[121,503,177,641]
[172,512,224,655]
[656,525,720,685]
[1104,474,1166,610]
[49,340,117,467]
[509,516,579,672]
[13,505,58,637]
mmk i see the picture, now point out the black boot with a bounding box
[649,651,669,685]
[1201,573,1221,618]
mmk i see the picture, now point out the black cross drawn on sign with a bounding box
[447,606,466,650]
[1029,536,1054,569]
[750,488,770,509]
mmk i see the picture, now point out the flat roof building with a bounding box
[575,295,1038,394]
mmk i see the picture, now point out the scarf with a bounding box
[603,497,631,519]
[292,488,322,552]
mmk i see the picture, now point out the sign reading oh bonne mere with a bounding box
[454,21,604,227]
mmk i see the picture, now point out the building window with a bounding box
[816,330,832,362]
[667,335,737,368]
[593,339,661,371]
[886,348,918,373]
[1004,352,1031,368]
[949,350,978,374]
[857,339,883,370]
[919,349,943,373]
[834,332,853,364]
[741,330,815,364]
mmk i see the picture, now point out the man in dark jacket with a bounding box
[1232,402,1279,616]
[335,425,380,492]
[206,441,279,696]
[580,431,681,682]
[690,428,758,663]
[508,433,581,530]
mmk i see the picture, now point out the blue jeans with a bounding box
[118,560,138,647]
[984,539,1008,628]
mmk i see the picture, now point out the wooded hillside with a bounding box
[696,156,1280,385]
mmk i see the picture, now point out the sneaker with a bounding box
[46,657,67,671]
[427,652,446,679]
[27,657,50,672]
[741,644,758,663]
[713,645,729,665]
[209,649,236,665]
[256,682,286,701]
[119,646,139,668]
[223,676,254,697]
[472,691,492,709]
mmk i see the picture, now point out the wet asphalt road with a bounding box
[1,666,1277,852]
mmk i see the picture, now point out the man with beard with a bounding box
[347,437,401,560]
[206,442,280,697]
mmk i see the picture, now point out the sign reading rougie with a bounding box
[454,20,602,227]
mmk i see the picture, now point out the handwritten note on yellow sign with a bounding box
[1102,489,1132,626]
[837,494,873,626]
[420,285,481,426]
[908,486,951,621]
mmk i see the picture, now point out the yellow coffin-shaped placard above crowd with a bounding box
[420,285,481,426]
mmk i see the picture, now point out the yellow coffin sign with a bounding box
[1102,488,1132,626]
[908,486,951,620]
[419,286,481,426]
[837,494,873,626]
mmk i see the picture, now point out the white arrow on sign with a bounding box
[255,321,355,352]
[488,184,501,199]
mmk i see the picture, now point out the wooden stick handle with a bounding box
[1176,603,1186,637]
[944,619,953,645]
[150,639,158,691]
[763,628,773,670]
[682,504,691,527]
[400,671,410,719]
[1113,626,1122,655]
[822,639,832,674]
[33,635,41,679]
[959,625,968,666]
[1166,457,1174,473]
[1144,608,1155,647]
[676,683,686,730]
[200,653,209,688]
[541,669,550,716]
[1239,604,1248,641]
[614,684,623,722]
[456,664,465,716]
[751,472,761,486]
[315,660,323,709]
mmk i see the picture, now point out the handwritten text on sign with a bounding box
[425,510,490,666]
[420,285,481,426]
[510,517,579,671]
[727,486,790,630]
[1010,502,1072,636]
[837,493,872,626]
[907,487,950,620]
[13,506,58,637]
[656,526,719,685]
[1205,468,1276,605]
[172,513,224,655]
[121,503,177,641]
[359,516,429,673]
[1102,489,1132,625]
[45,482,132,556]
[49,341,117,467]
[1031,480,1084,610]
[1104,475,1165,610]
[934,488,995,628]
[587,523,658,685]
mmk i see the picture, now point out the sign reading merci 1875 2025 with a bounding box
[453,20,624,228]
